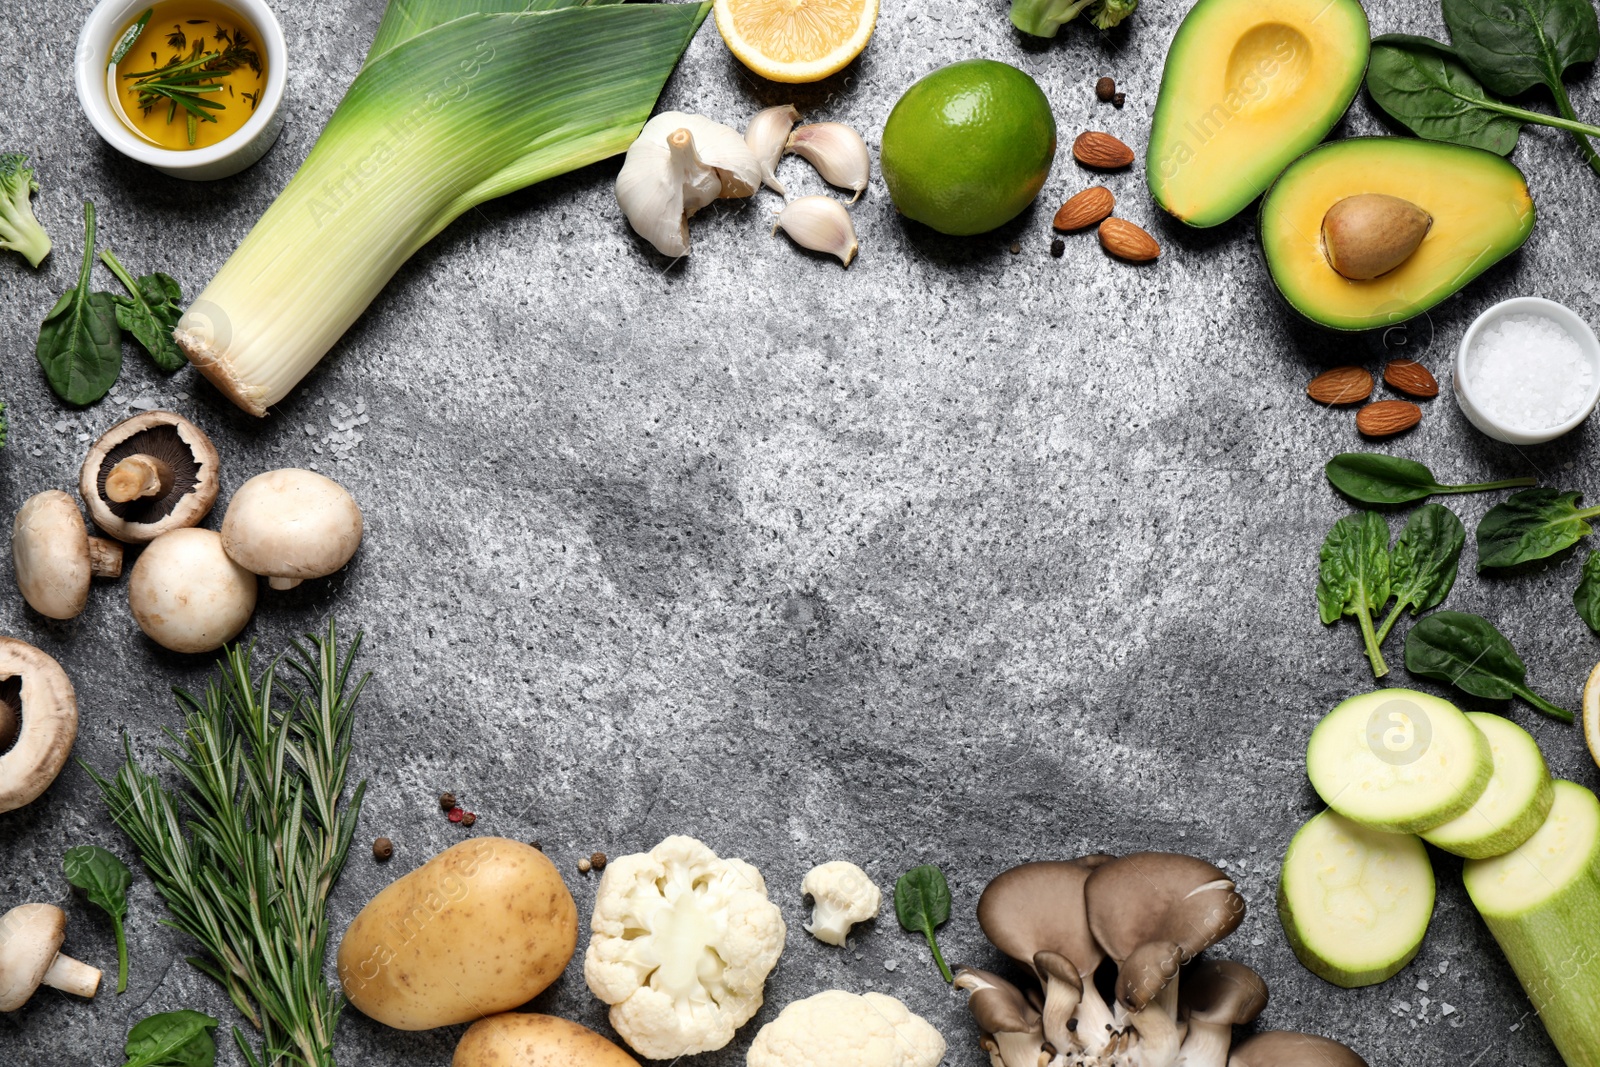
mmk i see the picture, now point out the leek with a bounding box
[176,1,709,416]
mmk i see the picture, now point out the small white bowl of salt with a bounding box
[1456,297,1600,445]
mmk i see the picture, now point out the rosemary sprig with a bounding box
[87,621,368,1067]
[121,29,261,144]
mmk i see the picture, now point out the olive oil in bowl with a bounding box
[107,0,268,150]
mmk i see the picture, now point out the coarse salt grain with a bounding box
[1466,313,1594,431]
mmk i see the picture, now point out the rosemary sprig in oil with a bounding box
[121,26,263,144]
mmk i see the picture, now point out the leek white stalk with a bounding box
[176,1,709,416]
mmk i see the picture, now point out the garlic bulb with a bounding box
[746,104,801,197]
[773,196,859,267]
[786,123,871,204]
[616,112,763,257]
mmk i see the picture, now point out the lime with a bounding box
[881,59,1058,236]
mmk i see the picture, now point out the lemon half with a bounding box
[713,0,879,83]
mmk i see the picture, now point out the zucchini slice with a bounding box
[1278,809,1435,988]
[1306,689,1492,833]
[1422,713,1554,859]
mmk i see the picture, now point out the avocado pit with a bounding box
[1322,193,1433,281]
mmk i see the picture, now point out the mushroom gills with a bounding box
[95,426,205,526]
[0,676,20,754]
[1322,193,1433,281]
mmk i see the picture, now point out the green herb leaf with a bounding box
[35,202,122,406]
[1404,610,1574,721]
[894,864,954,984]
[101,249,186,372]
[63,845,132,994]
[122,1010,219,1067]
[1325,453,1536,506]
[1443,0,1599,98]
[1317,511,1393,678]
[1575,551,1600,634]
[1476,488,1600,568]
[1443,0,1600,174]
[112,9,155,64]
[1367,35,1528,154]
[1377,504,1466,644]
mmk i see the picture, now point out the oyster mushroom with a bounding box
[12,491,123,620]
[977,857,1119,1058]
[1227,1031,1369,1067]
[129,529,257,654]
[0,903,102,1010]
[1084,854,1246,1067]
[1175,960,1269,1067]
[78,410,220,543]
[220,469,363,591]
[0,638,77,814]
[954,967,1046,1067]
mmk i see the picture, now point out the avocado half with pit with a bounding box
[1148,0,1370,228]
[1261,138,1536,332]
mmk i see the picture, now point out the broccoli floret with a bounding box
[1010,0,1138,37]
[1,154,52,268]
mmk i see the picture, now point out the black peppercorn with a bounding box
[373,837,394,862]
[1051,238,1066,258]
[1095,76,1116,102]
[439,792,456,810]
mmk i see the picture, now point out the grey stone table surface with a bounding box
[3,0,1600,1065]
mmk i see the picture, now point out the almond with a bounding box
[1356,400,1423,438]
[1306,366,1374,406]
[1383,359,1440,399]
[1054,186,1116,231]
[1098,218,1160,262]
[1073,131,1136,169]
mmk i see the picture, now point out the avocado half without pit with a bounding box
[1322,193,1433,281]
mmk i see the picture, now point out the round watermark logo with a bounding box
[1366,696,1432,766]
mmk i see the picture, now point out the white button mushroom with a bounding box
[220,469,364,591]
[0,637,78,814]
[129,529,258,654]
[78,410,222,544]
[0,903,102,1011]
[12,491,124,620]
[801,861,882,946]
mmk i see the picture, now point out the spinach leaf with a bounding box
[63,844,132,993]
[1326,453,1536,506]
[894,864,953,983]
[1367,34,1600,156]
[1317,511,1393,678]
[1376,504,1466,644]
[101,249,186,372]
[1476,488,1600,568]
[1368,35,1529,154]
[1405,610,1573,720]
[35,202,122,406]
[1443,0,1600,173]
[1575,551,1600,633]
[122,1010,218,1067]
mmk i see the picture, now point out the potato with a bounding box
[453,1013,639,1067]
[336,838,577,1030]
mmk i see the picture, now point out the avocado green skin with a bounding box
[1258,137,1537,333]
[1466,783,1600,1067]
[1146,0,1370,229]
[881,59,1057,237]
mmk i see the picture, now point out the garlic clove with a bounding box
[617,113,762,258]
[785,122,871,204]
[772,196,859,267]
[746,104,801,197]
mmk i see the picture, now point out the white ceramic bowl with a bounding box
[75,0,287,181]
[1455,296,1600,445]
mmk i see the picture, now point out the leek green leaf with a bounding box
[366,0,627,64]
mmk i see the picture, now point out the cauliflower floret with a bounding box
[801,861,882,946]
[585,835,786,1059]
[747,990,947,1067]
